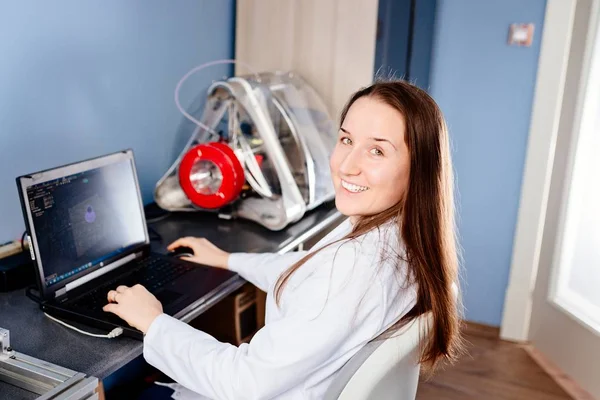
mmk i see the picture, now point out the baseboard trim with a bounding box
[462,320,500,340]
[524,345,595,400]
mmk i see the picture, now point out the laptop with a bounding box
[16,149,239,340]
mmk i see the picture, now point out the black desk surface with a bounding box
[0,203,343,390]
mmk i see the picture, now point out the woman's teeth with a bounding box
[341,180,369,193]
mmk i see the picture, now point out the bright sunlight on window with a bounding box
[550,19,600,335]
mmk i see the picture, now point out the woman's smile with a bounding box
[340,180,369,193]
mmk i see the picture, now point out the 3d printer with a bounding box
[154,71,338,231]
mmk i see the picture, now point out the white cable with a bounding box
[44,312,123,339]
[174,59,261,135]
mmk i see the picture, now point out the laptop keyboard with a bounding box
[70,255,194,311]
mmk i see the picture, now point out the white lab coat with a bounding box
[143,219,417,400]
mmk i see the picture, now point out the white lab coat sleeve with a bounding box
[227,251,308,292]
[143,242,387,400]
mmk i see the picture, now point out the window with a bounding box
[550,19,600,335]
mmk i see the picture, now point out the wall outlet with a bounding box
[508,23,535,47]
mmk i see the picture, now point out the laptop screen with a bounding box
[21,151,147,289]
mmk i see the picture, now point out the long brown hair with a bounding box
[274,80,462,369]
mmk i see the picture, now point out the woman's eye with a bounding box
[370,148,384,156]
[341,137,352,145]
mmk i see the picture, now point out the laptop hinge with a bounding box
[55,251,142,298]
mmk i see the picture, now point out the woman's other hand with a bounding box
[167,237,230,269]
[103,285,163,334]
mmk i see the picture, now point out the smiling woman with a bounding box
[275,80,462,371]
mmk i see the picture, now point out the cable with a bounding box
[145,211,171,224]
[20,231,27,253]
[44,312,123,339]
[174,59,260,134]
[145,203,171,224]
[26,287,123,339]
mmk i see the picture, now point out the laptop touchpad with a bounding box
[154,289,184,307]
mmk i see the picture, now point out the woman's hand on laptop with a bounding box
[103,285,163,334]
[167,237,230,269]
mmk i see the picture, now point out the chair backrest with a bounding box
[324,314,430,400]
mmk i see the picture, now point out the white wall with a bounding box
[235,0,379,119]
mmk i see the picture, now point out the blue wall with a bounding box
[0,0,235,243]
[429,0,547,325]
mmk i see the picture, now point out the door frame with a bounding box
[500,0,578,342]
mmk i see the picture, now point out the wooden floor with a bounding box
[416,322,573,400]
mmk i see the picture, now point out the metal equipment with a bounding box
[0,327,99,399]
[154,71,338,231]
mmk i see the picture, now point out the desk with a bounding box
[0,203,343,399]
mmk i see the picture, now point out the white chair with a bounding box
[324,314,430,400]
